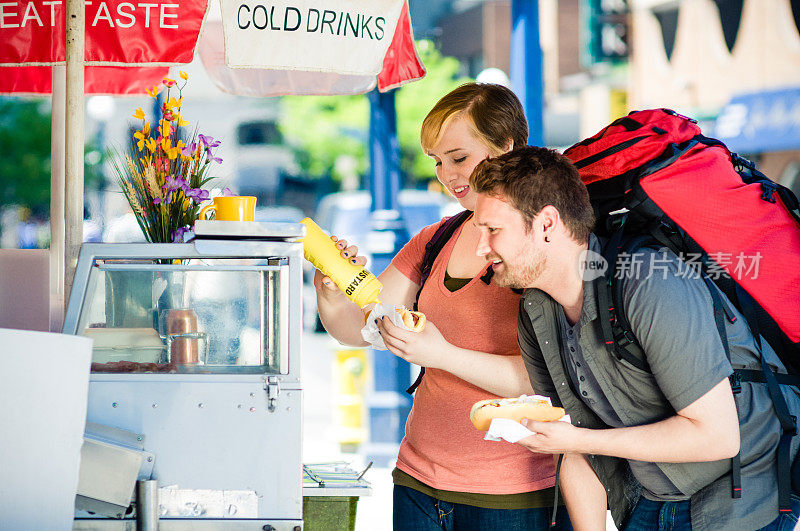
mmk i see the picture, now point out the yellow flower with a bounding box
[142,122,151,136]
[166,97,183,110]
[160,138,184,160]
[179,70,189,80]
[146,85,159,98]
[133,129,147,151]
[167,140,186,160]
[159,120,172,139]
[132,107,145,120]
[145,138,157,153]
[175,113,189,127]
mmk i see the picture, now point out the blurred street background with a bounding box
[3,1,800,528]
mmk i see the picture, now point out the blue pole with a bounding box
[365,88,411,467]
[368,89,402,213]
[510,0,545,147]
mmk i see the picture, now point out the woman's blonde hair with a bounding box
[420,83,528,155]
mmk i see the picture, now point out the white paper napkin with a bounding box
[360,303,416,350]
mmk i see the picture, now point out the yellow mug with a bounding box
[199,196,256,221]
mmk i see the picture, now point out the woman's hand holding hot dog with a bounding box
[375,314,451,369]
[375,313,534,397]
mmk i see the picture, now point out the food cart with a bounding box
[65,222,308,529]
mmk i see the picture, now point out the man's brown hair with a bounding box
[421,83,528,155]
[470,146,595,243]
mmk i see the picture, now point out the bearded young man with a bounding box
[469,146,800,531]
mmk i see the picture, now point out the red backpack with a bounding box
[564,108,800,513]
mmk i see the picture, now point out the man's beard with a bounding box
[492,246,546,289]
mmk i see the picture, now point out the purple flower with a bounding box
[164,176,188,192]
[198,134,221,149]
[197,134,222,164]
[152,197,163,205]
[181,142,197,157]
[222,187,234,196]
[172,226,191,243]
[185,188,210,202]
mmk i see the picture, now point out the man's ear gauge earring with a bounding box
[544,235,550,243]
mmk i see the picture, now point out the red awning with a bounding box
[0,65,169,95]
[0,0,207,65]
[0,0,424,95]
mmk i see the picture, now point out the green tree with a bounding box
[279,41,471,185]
[280,93,369,182]
[0,98,52,214]
[0,97,105,216]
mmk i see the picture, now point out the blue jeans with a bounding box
[623,495,800,531]
[393,484,573,531]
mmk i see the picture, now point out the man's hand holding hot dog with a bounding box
[515,379,739,462]
[516,419,585,455]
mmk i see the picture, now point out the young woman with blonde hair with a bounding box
[314,83,571,530]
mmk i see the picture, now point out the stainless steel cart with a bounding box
[65,222,306,530]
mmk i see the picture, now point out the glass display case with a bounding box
[76,258,289,374]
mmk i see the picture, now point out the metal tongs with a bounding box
[303,464,325,487]
[302,461,373,486]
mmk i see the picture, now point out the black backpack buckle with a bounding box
[729,372,742,394]
[789,415,797,437]
[620,329,636,347]
[612,327,637,350]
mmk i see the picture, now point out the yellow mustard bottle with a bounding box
[299,218,382,308]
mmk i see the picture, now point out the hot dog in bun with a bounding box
[396,308,426,332]
[363,307,426,332]
[470,396,565,431]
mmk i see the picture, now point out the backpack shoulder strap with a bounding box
[596,232,650,371]
[406,209,472,395]
[413,209,472,311]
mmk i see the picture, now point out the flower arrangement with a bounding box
[111,72,223,243]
